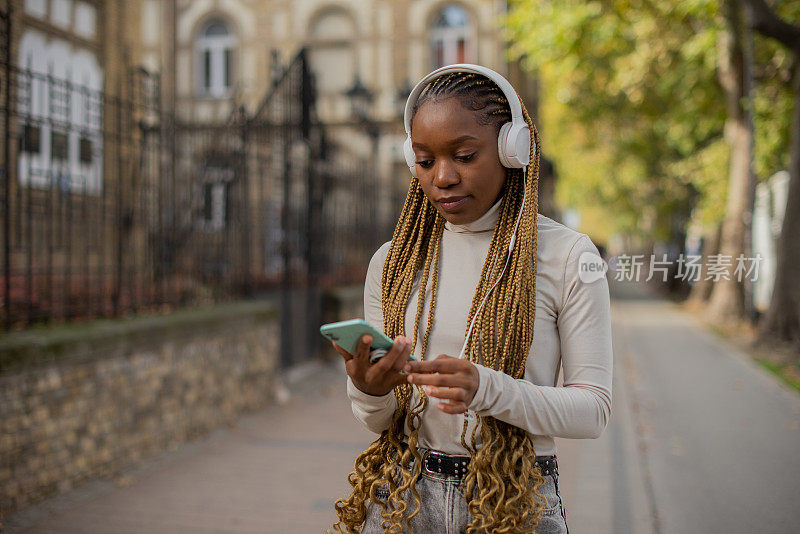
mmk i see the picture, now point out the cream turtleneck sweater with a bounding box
[345,197,613,456]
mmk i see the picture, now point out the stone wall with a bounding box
[0,300,279,519]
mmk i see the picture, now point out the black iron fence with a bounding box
[0,43,383,362]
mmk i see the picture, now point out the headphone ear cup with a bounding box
[513,123,532,167]
[498,122,531,169]
[497,122,513,168]
[403,135,417,178]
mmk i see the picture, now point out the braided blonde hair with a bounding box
[329,71,544,533]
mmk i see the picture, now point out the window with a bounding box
[24,0,47,19]
[196,20,236,98]
[51,131,68,160]
[429,5,474,68]
[200,165,234,230]
[79,137,92,163]
[202,182,228,230]
[16,30,105,193]
[21,124,41,153]
[307,8,356,93]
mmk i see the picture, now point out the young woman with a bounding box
[328,64,613,534]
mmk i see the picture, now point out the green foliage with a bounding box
[668,138,729,226]
[751,0,799,179]
[505,0,731,243]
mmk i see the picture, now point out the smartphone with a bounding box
[319,319,418,363]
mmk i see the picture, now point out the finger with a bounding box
[436,400,467,414]
[331,342,354,362]
[407,372,470,388]
[422,385,466,402]
[385,335,410,358]
[390,337,413,371]
[404,355,460,374]
[365,337,408,383]
[355,334,373,363]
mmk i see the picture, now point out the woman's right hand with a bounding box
[332,334,413,396]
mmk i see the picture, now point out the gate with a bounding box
[0,31,381,365]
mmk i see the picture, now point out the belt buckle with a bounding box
[422,449,444,475]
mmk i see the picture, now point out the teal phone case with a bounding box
[319,319,418,361]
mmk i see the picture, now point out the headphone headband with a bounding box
[402,63,531,177]
[403,64,524,136]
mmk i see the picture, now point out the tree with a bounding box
[506,0,798,343]
[705,0,753,323]
[504,0,728,252]
[738,0,800,347]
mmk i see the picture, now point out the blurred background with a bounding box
[0,0,798,532]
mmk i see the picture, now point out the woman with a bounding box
[328,64,613,534]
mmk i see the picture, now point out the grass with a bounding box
[757,358,800,395]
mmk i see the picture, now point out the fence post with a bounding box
[280,114,292,368]
[1,1,11,330]
[239,107,251,295]
[301,49,321,361]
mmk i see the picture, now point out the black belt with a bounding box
[398,441,558,479]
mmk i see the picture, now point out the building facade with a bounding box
[0,0,556,328]
[134,0,551,226]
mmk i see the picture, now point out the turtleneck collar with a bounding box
[444,195,503,234]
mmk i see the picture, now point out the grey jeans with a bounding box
[362,456,569,534]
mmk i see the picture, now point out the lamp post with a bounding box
[344,75,381,248]
[344,75,373,123]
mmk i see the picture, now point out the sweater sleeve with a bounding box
[467,234,613,439]
[346,242,398,434]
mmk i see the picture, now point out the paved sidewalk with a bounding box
[609,280,800,534]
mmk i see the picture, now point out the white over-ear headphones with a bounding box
[403,63,534,178]
[401,64,536,363]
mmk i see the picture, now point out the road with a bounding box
[4,280,800,533]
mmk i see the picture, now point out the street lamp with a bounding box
[344,75,373,122]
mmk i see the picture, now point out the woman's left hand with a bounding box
[403,355,480,414]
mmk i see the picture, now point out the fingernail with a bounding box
[407,375,413,383]
[403,363,411,372]
[423,385,431,395]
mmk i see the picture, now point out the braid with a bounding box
[412,72,513,134]
[330,71,545,533]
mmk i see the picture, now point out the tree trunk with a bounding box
[758,63,800,349]
[707,0,752,323]
[736,0,800,348]
[689,222,722,305]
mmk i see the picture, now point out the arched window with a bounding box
[429,5,475,68]
[196,19,237,98]
[307,8,356,93]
